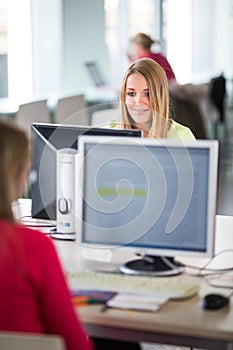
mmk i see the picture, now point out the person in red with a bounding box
[0,120,93,350]
[127,32,176,83]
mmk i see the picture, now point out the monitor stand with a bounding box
[120,255,184,276]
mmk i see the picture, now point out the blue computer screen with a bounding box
[78,137,218,258]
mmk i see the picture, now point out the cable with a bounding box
[183,249,233,276]
[180,250,233,291]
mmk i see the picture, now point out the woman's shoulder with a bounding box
[168,120,196,140]
[18,224,54,248]
[0,220,55,257]
[9,221,53,246]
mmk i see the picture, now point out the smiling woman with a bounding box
[119,58,195,140]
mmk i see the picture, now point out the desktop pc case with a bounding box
[56,148,78,234]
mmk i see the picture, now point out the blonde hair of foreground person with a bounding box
[120,57,194,140]
[0,120,30,221]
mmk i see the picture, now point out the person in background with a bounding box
[0,121,93,350]
[127,32,176,83]
[119,57,195,140]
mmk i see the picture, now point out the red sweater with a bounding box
[0,221,93,350]
[136,51,176,82]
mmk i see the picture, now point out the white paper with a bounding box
[106,293,168,312]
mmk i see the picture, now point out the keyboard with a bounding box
[67,270,200,300]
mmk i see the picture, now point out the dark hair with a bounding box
[131,33,156,51]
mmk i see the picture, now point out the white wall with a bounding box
[31,0,63,95]
[7,0,33,101]
[30,0,108,96]
[63,0,109,91]
[192,0,233,83]
[15,0,233,98]
[214,0,233,80]
[192,0,215,82]
[166,0,192,84]
[167,0,233,84]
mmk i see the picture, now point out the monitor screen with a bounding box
[31,123,142,221]
[77,136,219,276]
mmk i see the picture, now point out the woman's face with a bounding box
[125,73,153,131]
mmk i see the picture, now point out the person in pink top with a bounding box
[0,120,93,350]
[127,32,176,83]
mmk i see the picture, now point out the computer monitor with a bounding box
[85,61,106,87]
[77,136,219,276]
[31,123,142,221]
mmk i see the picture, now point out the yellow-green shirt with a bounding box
[168,120,196,140]
[109,120,196,141]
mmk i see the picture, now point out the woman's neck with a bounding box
[132,124,150,138]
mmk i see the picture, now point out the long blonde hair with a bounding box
[0,121,30,221]
[120,57,170,138]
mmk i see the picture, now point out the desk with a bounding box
[0,88,117,121]
[53,216,233,350]
[14,200,233,350]
[0,97,19,118]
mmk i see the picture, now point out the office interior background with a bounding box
[0,0,232,99]
[0,0,233,216]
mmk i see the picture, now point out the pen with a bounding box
[100,303,109,312]
[72,296,90,302]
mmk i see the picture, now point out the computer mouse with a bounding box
[202,293,229,310]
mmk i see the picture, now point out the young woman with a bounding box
[0,121,93,350]
[120,57,195,140]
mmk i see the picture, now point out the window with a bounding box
[0,0,8,97]
[165,0,192,83]
[104,0,194,84]
[0,0,33,101]
[104,0,162,85]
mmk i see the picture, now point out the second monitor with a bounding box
[31,123,142,221]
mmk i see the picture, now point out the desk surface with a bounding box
[15,200,233,350]
[0,88,117,118]
[54,215,233,350]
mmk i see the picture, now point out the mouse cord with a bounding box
[189,249,233,273]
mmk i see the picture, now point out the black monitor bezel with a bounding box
[31,123,142,221]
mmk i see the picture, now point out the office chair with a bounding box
[0,331,66,350]
[54,94,90,126]
[91,107,120,128]
[209,74,227,139]
[210,74,226,123]
[15,99,51,137]
[169,94,207,139]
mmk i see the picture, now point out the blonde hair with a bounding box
[120,57,170,138]
[0,121,30,221]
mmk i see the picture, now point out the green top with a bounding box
[167,120,196,140]
[109,120,196,140]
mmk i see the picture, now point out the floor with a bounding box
[141,99,233,350]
